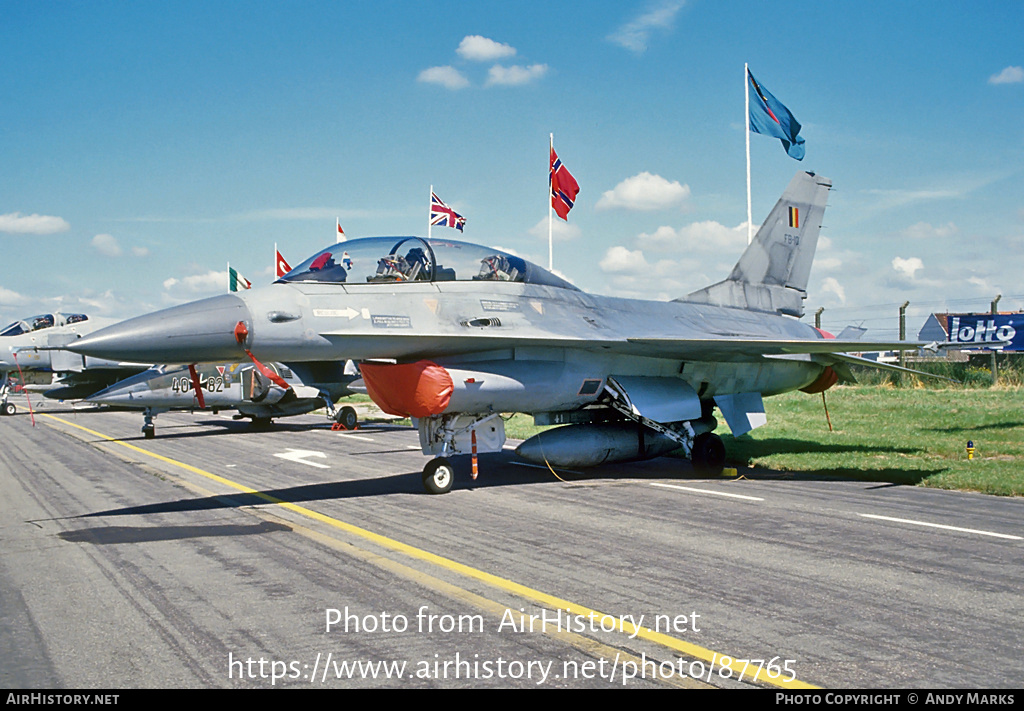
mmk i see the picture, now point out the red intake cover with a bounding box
[360,361,453,418]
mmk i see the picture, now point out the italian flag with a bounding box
[229,266,252,292]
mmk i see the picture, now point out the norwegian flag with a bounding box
[549,147,580,220]
[430,191,466,232]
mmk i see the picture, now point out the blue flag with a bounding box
[747,69,805,160]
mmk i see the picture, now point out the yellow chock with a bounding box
[723,467,738,477]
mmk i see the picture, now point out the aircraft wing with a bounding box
[45,365,151,400]
[319,331,922,363]
[622,337,921,361]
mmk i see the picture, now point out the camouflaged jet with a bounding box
[84,361,358,438]
[0,312,148,415]
[69,171,925,494]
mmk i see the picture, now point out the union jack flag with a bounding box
[549,147,580,220]
[430,191,466,232]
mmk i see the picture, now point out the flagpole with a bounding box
[745,63,753,245]
[548,134,554,271]
[428,184,433,241]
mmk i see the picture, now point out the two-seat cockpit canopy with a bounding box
[278,236,578,291]
[0,313,88,337]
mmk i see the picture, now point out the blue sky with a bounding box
[2,1,1022,338]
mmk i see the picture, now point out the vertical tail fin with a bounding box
[680,171,831,317]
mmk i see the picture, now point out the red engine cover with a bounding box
[360,361,454,418]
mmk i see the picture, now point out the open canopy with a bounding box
[0,313,88,337]
[279,236,578,291]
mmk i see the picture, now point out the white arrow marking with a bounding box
[274,448,330,469]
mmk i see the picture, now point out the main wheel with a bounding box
[142,423,155,439]
[691,432,726,475]
[422,457,454,495]
[3,402,16,416]
[335,406,358,430]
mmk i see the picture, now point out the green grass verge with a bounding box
[500,385,1024,497]
[727,385,1024,496]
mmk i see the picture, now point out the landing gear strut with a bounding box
[142,408,156,439]
[1,379,14,416]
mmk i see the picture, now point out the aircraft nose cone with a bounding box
[69,294,253,364]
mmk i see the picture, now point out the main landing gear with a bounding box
[690,432,726,474]
[142,409,156,439]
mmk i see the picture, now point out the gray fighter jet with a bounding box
[85,361,358,438]
[69,171,924,493]
[0,312,149,415]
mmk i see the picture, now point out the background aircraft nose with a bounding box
[68,294,253,364]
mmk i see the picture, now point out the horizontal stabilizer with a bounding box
[824,352,958,383]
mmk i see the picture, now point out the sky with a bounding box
[2,1,1022,339]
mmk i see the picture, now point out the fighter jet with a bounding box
[85,361,358,438]
[0,312,148,415]
[69,171,925,493]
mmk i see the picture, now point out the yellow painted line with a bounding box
[43,413,817,689]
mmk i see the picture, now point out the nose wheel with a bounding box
[334,405,358,430]
[422,457,454,495]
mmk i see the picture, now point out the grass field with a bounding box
[726,385,1024,497]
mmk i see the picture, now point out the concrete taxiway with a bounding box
[1,403,1022,688]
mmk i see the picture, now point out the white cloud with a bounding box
[0,286,28,306]
[457,35,516,62]
[528,216,581,242]
[163,270,227,297]
[599,246,650,274]
[636,220,745,252]
[900,221,959,240]
[131,246,150,257]
[485,64,548,86]
[91,233,123,257]
[608,0,685,53]
[820,277,846,304]
[596,172,691,211]
[892,256,924,279]
[989,66,1024,84]
[0,212,70,235]
[417,65,470,90]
